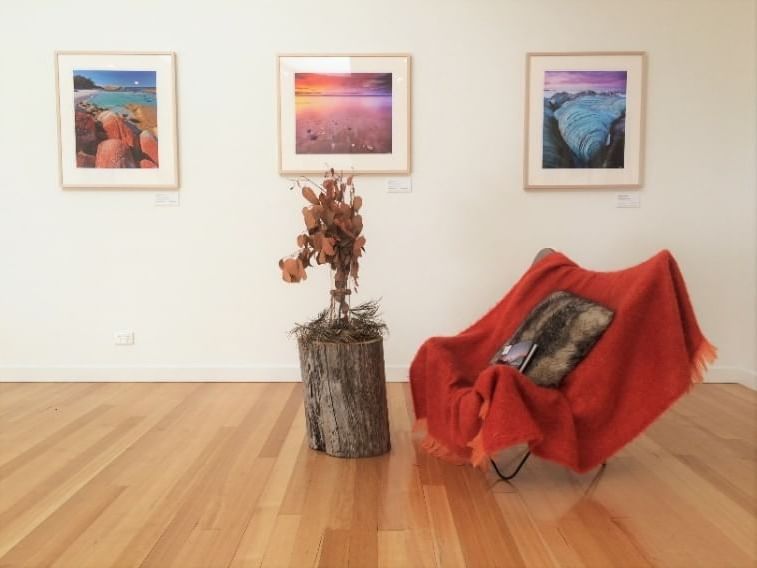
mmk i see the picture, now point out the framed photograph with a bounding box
[277,54,411,175]
[55,51,179,188]
[524,52,646,189]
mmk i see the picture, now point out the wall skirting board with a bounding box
[0,365,408,382]
[700,367,757,390]
[0,365,754,389]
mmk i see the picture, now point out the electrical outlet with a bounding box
[114,330,135,346]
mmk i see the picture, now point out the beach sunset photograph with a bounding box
[73,69,159,169]
[542,70,627,169]
[294,73,392,155]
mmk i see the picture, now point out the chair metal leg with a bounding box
[491,453,608,483]
[490,451,531,481]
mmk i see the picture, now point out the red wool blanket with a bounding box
[410,250,716,473]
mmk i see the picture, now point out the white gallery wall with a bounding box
[0,0,755,385]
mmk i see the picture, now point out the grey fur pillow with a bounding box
[505,291,614,388]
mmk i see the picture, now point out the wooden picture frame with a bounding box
[277,54,411,175]
[524,51,646,189]
[55,51,180,189]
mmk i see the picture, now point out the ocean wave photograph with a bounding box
[542,70,627,169]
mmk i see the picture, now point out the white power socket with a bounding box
[114,330,135,346]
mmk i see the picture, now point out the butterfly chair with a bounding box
[409,247,715,481]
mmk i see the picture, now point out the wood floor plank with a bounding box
[400,384,441,568]
[678,389,756,443]
[626,435,757,557]
[138,384,292,567]
[259,384,304,458]
[643,410,756,502]
[459,464,527,566]
[230,506,278,568]
[165,456,276,568]
[0,383,106,463]
[328,458,357,530]
[557,498,653,567]
[287,451,342,567]
[0,383,70,422]
[260,514,301,567]
[423,484,467,568]
[54,385,255,567]
[378,386,415,531]
[593,455,753,567]
[317,528,350,567]
[278,438,316,516]
[377,529,421,568]
[230,406,307,567]
[0,404,113,479]
[0,383,170,509]
[0,483,125,568]
[0,382,753,568]
[675,453,756,515]
[0,383,110,454]
[0,416,144,556]
[345,455,384,567]
[440,464,497,567]
[108,427,234,567]
[717,383,757,403]
[494,491,559,567]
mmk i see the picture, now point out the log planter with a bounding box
[297,337,391,458]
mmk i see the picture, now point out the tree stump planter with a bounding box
[297,337,391,458]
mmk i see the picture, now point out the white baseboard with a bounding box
[0,364,411,382]
[702,366,757,390]
[0,364,753,390]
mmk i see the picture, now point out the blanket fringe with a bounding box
[691,339,717,384]
[412,417,428,433]
[420,433,469,465]
[414,418,473,466]
[467,430,490,470]
[468,395,493,469]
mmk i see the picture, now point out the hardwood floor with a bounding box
[0,382,754,567]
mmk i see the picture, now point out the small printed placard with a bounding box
[387,177,412,193]
[616,193,641,208]
[155,192,180,207]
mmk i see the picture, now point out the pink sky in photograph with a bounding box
[544,70,627,93]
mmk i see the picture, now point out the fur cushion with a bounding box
[507,291,614,387]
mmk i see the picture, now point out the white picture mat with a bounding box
[278,55,410,174]
[525,53,645,188]
[57,52,178,188]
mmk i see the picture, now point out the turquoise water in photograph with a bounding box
[88,91,157,108]
[76,90,157,118]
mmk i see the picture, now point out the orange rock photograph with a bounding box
[72,70,159,169]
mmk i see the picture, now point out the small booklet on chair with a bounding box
[493,340,538,372]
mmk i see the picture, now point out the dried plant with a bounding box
[280,169,384,339]
[290,300,387,343]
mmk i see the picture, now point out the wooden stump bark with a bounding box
[297,337,391,458]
